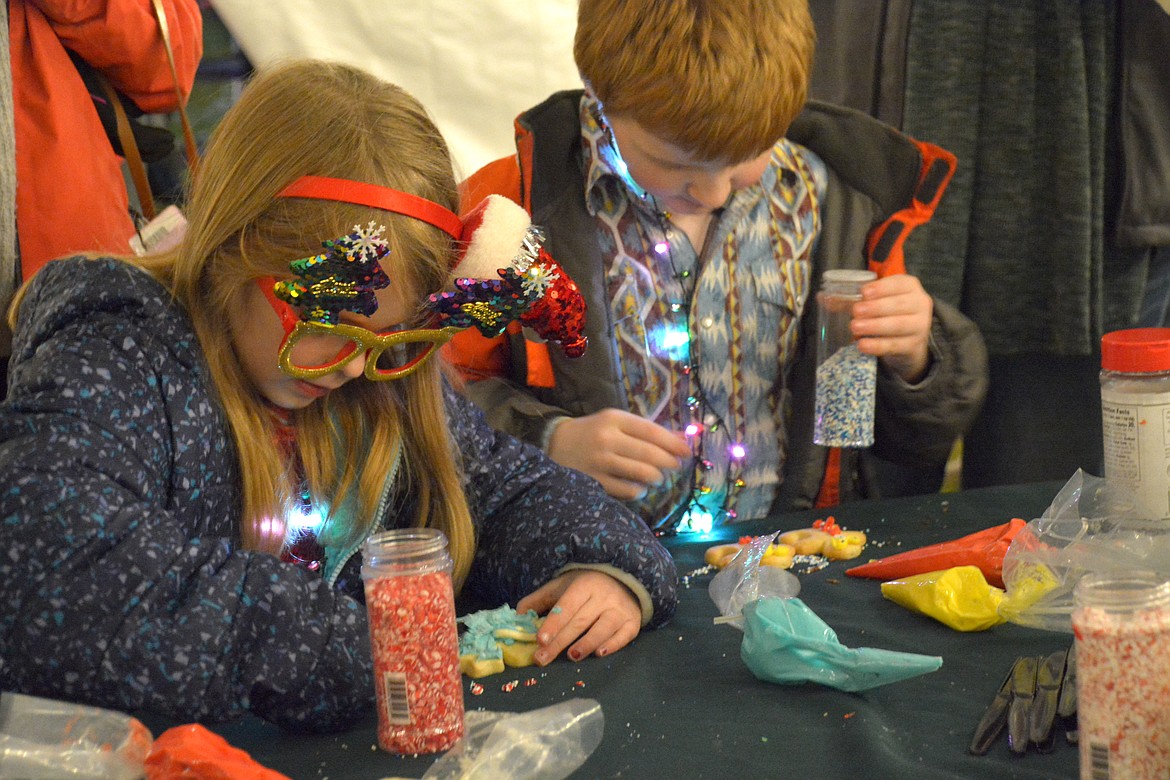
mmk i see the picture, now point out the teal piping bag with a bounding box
[740,597,943,692]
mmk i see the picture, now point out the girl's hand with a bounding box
[517,569,642,665]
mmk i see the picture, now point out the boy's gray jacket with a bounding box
[460,91,989,510]
[0,257,677,731]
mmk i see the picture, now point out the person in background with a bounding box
[7,0,202,277]
[1,3,16,368]
[808,0,1170,488]
[448,0,988,531]
[0,59,676,731]
[1,0,203,389]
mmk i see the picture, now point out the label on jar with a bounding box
[1101,387,1170,523]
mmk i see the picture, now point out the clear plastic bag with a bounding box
[417,699,603,780]
[708,531,801,630]
[999,469,1170,632]
[0,692,152,779]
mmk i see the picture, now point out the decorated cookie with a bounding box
[458,628,506,678]
[704,536,795,570]
[779,516,867,560]
[777,528,832,556]
[457,605,546,679]
[500,640,540,668]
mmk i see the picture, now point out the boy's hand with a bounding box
[851,273,933,383]
[547,409,691,501]
[517,569,642,665]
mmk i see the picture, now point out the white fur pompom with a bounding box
[454,194,533,280]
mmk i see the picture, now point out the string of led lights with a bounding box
[589,95,749,535]
[647,207,748,536]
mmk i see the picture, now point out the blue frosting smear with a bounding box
[457,605,542,657]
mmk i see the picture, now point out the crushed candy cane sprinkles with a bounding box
[1073,579,1170,778]
[364,569,464,754]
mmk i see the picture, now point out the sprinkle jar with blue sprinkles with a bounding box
[813,269,877,448]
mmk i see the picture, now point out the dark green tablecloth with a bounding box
[154,481,1079,779]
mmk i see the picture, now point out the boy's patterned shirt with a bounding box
[581,94,827,523]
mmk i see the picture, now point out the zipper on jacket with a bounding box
[325,442,401,588]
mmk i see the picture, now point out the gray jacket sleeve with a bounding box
[872,297,989,469]
[461,369,569,450]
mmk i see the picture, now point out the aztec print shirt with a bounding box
[580,94,828,524]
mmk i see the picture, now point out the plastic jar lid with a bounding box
[823,269,877,284]
[1075,570,1170,613]
[1101,328,1170,373]
[821,269,877,296]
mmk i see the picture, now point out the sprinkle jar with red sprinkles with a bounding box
[1073,571,1170,779]
[362,528,464,754]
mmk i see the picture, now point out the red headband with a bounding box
[276,175,464,241]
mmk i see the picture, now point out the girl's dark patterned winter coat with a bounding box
[0,257,677,731]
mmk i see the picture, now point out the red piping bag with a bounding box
[845,518,1026,589]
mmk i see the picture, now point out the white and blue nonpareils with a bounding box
[814,344,876,447]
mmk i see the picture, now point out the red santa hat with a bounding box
[443,195,587,358]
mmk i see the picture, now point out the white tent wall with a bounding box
[209,0,581,178]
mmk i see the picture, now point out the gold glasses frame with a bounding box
[276,320,463,382]
[259,276,460,382]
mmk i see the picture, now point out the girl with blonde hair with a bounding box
[0,59,676,731]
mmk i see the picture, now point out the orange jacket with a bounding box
[8,0,203,280]
[448,154,550,388]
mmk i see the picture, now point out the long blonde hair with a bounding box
[135,60,475,586]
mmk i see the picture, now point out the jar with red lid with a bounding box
[1100,328,1170,525]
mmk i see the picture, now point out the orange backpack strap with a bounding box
[449,154,523,383]
[442,328,509,382]
[452,139,559,389]
[459,155,523,211]
[866,140,956,277]
[441,325,556,388]
[525,341,555,388]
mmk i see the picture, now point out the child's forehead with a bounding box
[611,115,737,168]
